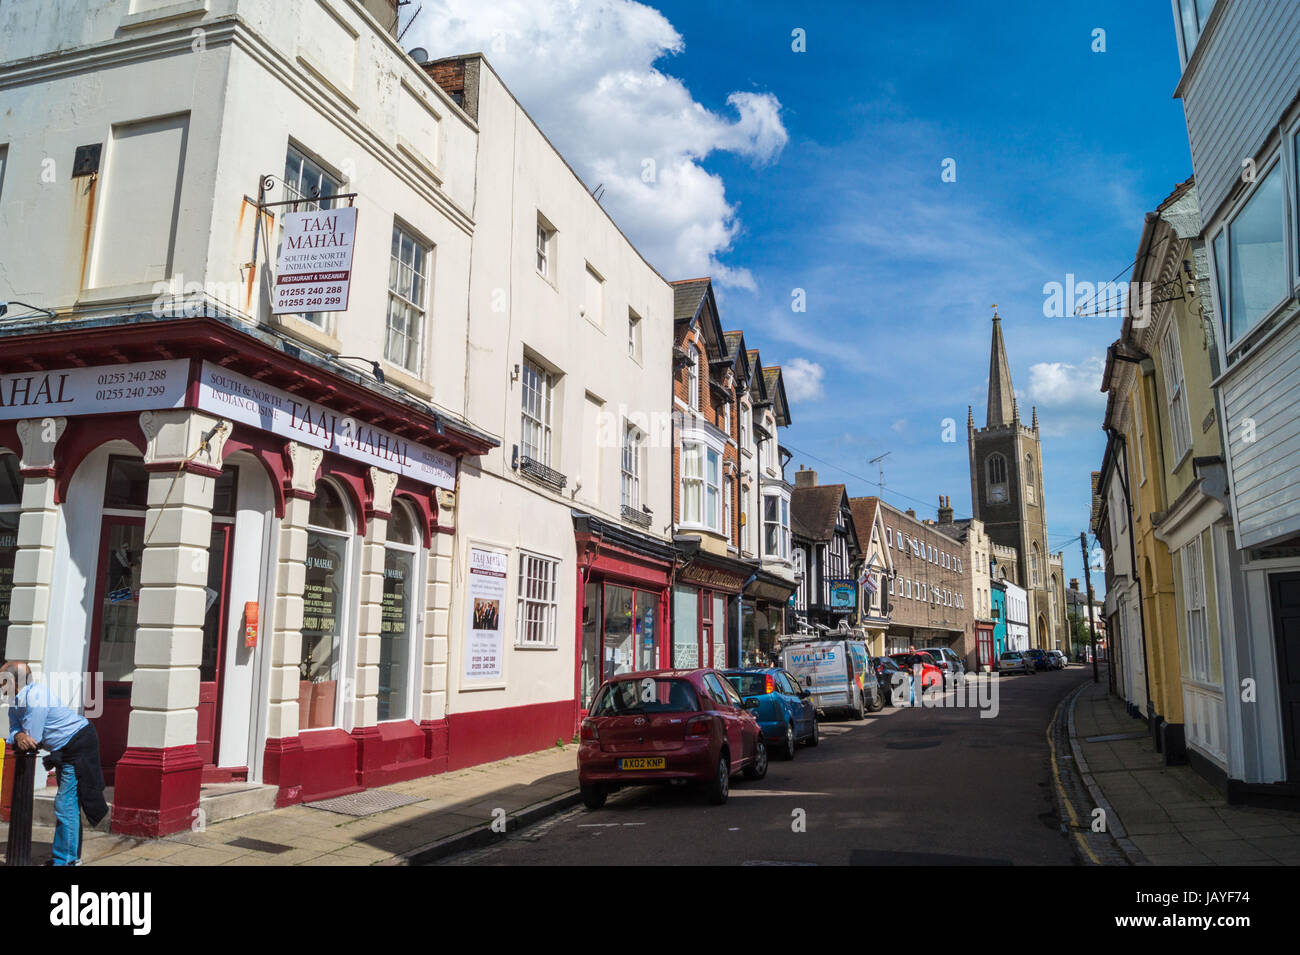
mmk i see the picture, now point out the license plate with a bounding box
[619,757,665,770]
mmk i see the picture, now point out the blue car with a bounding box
[723,668,819,760]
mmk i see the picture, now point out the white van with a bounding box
[780,638,881,719]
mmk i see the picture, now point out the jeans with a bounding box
[52,761,82,866]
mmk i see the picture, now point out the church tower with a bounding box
[968,308,1059,649]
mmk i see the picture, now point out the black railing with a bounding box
[519,455,567,491]
[621,504,652,528]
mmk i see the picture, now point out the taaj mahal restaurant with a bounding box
[0,311,495,836]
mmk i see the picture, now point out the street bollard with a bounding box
[4,751,37,866]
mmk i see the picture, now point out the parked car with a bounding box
[873,655,913,706]
[1048,650,1068,669]
[889,651,944,691]
[578,669,768,809]
[781,638,882,720]
[723,667,819,759]
[997,650,1034,674]
[919,646,966,685]
[1023,647,1053,671]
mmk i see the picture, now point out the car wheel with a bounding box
[744,737,768,780]
[581,783,607,811]
[781,722,797,760]
[855,692,868,721]
[707,753,730,805]
[806,719,820,747]
[867,688,884,712]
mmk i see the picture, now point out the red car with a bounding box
[888,651,944,691]
[578,669,769,809]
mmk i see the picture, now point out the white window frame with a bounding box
[628,308,642,361]
[521,357,554,466]
[536,215,555,280]
[302,478,357,733]
[516,550,560,647]
[621,422,641,511]
[689,344,701,410]
[1159,319,1193,462]
[385,221,430,375]
[1181,536,1211,682]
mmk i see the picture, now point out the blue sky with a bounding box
[412,0,1196,592]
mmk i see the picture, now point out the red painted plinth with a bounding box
[110,745,203,838]
[420,719,449,775]
[354,721,436,788]
[262,736,305,807]
[297,729,363,802]
[446,699,575,771]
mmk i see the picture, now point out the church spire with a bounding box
[986,305,1016,428]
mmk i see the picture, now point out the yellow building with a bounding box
[1099,178,1233,778]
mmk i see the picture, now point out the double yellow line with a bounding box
[1048,686,1103,865]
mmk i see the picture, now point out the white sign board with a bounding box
[463,547,508,683]
[272,206,357,315]
[195,362,456,489]
[0,360,188,420]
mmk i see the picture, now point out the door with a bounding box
[1269,573,1300,782]
[88,515,146,782]
[197,523,235,778]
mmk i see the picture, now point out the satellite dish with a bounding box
[408,47,429,64]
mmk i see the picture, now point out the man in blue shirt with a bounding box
[2,662,107,865]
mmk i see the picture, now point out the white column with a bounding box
[128,409,230,750]
[5,417,67,679]
[421,488,455,722]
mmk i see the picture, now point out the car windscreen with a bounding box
[591,678,700,716]
[726,673,771,697]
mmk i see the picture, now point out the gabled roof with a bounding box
[849,496,894,575]
[722,330,752,389]
[791,483,849,542]
[671,278,712,323]
[763,366,791,426]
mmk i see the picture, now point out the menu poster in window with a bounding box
[464,547,508,682]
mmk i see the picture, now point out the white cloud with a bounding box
[890,418,909,434]
[781,357,825,402]
[1023,356,1106,407]
[411,0,787,286]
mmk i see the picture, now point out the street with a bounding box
[442,667,1092,866]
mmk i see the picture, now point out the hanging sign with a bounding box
[196,362,456,488]
[463,547,508,683]
[272,206,358,315]
[828,578,858,610]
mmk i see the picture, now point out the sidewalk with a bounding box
[3,743,580,866]
[1067,678,1300,865]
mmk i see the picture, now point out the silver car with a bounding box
[997,650,1034,675]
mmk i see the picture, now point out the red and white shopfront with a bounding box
[574,514,676,717]
[0,313,495,836]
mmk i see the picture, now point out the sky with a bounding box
[407,0,1195,594]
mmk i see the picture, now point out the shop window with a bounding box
[672,587,699,668]
[581,581,602,708]
[0,451,19,661]
[301,481,352,730]
[103,456,149,510]
[379,503,419,721]
[517,551,559,646]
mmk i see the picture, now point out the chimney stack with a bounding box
[938,495,953,524]
[795,466,818,488]
[1069,578,1079,591]
[905,508,916,518]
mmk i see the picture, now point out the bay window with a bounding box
[681,440,722,531]
[1213,162,1286,345]
[762,492,791,560]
